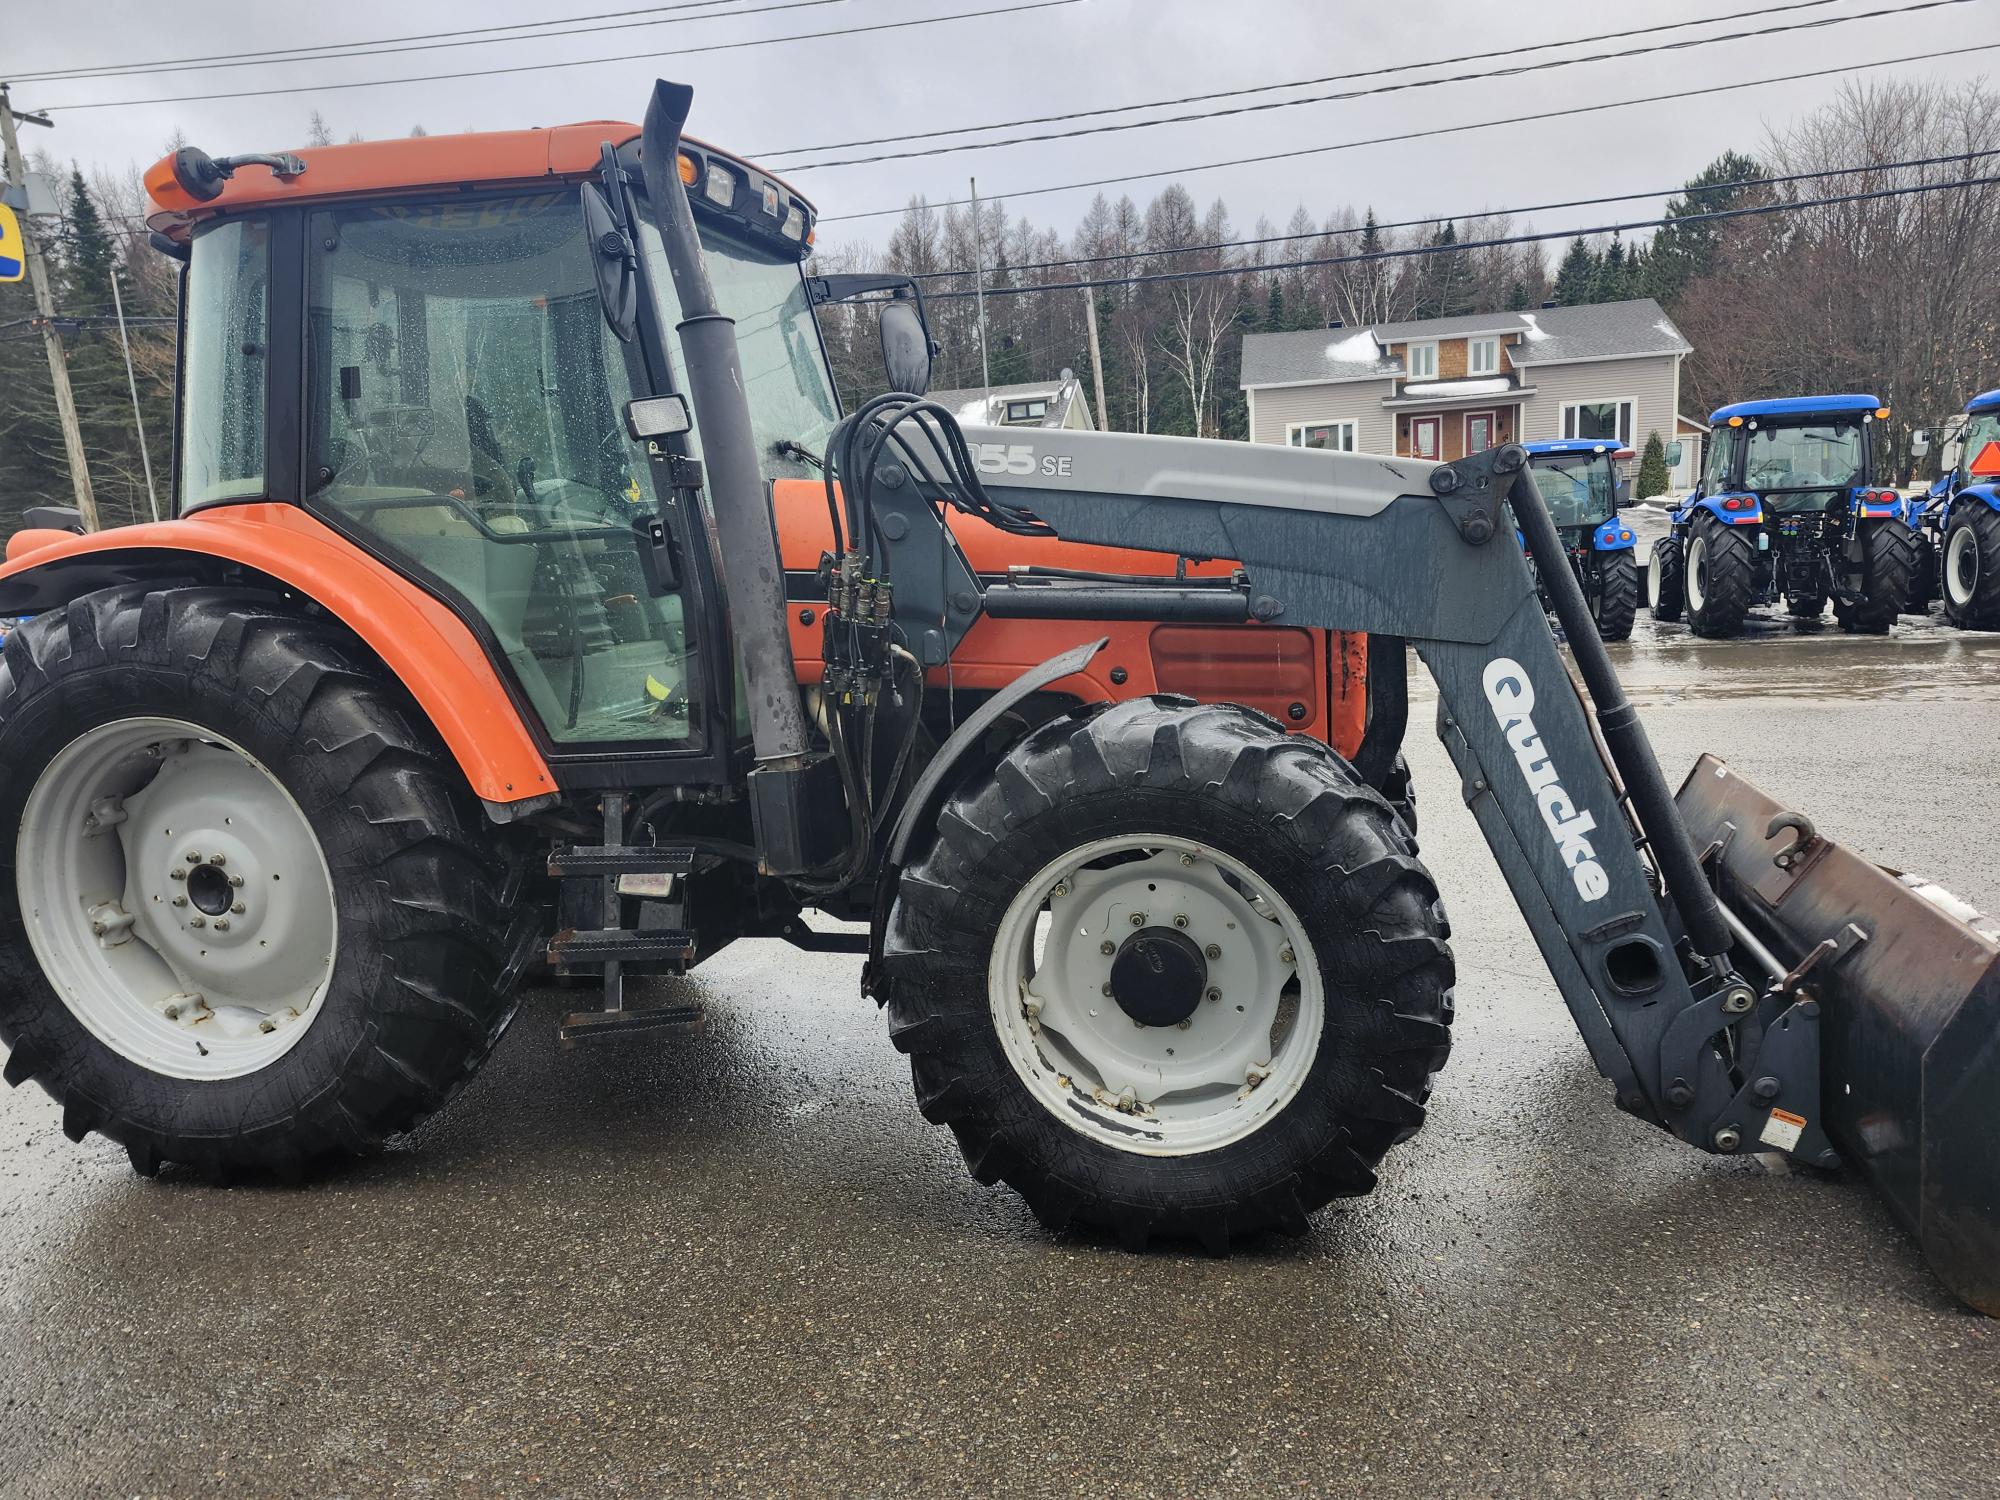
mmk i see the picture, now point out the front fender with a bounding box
[1953,482,2000,516]
[0,505,554,813]
[1694,494,1763,527]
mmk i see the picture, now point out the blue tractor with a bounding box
[1647,394,1916,637]
[1910,388,2000,629]
[1518,440,1641,640]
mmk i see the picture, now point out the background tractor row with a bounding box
[0,83,1992,1311]
[1908,387,2000,628]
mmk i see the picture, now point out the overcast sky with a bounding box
[9,0,1998,256]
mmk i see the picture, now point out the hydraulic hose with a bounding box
[1506,459,1736,963]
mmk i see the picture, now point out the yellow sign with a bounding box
[0,204,23,284]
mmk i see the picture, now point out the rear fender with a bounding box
[1694,493,1763,527]
[1590,516,1638,551]
[0,505,555,817]
[1952,483,2000,516]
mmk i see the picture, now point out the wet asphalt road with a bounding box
[4,609,2000,1498]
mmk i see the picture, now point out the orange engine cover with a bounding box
[771,479,1371,761]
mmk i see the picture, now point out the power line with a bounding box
[821,39,2000,222]
[759,0,1859,159]
[903,149,2000,281]
[10,0,845,86]
[29,0,1085,113]
[921,174,2000,299]
[776,0,1966,171]
[7,0,764,81]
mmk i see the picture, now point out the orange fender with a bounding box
[0,505,553,811]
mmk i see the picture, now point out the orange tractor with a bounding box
[0,83,1992,1308]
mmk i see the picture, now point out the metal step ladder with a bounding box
[547,792,706,1045]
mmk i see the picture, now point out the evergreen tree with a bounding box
[1552,237,1600,306]
[1646,150,1763,303]
[1637,431,1672,498]
[63,167,116,309]
[1600,234,1630,300]
[1265,280,1285,332]
[1505,279,1532,311]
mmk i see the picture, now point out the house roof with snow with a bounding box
[931,376,1096,430]
[1239,298,1691,389]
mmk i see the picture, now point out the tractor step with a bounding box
[547,927,697,967]
[557,1000,705,1046]
[547,843,697,878]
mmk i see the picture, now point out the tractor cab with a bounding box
[1909,387,2000,626]
[1516,440,1640,641]
[1647,394,1914,636]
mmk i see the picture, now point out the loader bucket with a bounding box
[1677,755,2000,1315]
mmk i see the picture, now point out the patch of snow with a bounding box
[1655,318,1681,338]
[957,397,993,423]
[1402,377,1512,397]
[1519,312,1551,342]
[1324,330,1381,364]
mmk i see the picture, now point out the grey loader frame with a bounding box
[920,428,1818,1164]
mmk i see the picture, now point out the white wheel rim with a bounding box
[17,717,338,1081]
[1687,535,1709,612]
[987,833,1324,1156]
[1948,524,1980,608]
[1647,554,1663,607]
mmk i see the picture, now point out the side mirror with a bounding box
[582,179,638,344]
[1910,429,1931,457]
[1664,440,1684,467]
[879,298,932,397]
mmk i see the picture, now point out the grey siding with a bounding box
[1516,354,1682,453]
[1248,379,1397,451]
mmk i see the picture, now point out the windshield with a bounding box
[1743,420,1864,505]
[633,203,841,480]
[1961,412,2000,482]
[1529,454,1615,528]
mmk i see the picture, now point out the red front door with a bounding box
[1408,416,1441,459]
[1465,410,1498,453]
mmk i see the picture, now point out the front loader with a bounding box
[0,82,1993,1313]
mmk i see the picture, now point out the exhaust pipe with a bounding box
[1678,754,2000,1316]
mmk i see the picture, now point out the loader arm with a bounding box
[914,428,1783,1155]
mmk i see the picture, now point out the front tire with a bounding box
[1684,513,1755,637]
[1834,518,1916,634]
[1592,549,1639,641]
[0,587,527,1180]
[878,697,1454,1251]
[1647,538,1684,622]
[1942,506,2000,630]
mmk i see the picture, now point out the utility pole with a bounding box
[968,176,992,413]
[1082,286,1109,433]
[1,84,99,530]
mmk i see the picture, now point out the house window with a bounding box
[1288,420,1357,452]
[1005,398,1048,423]
[1406,342,1438,381]
[1468,337,1500,376]
[1563,399,1635,445]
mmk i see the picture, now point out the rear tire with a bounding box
[1834,519,1916,634]
[1684,513,1755,637]
[878,697,1454,1251]
[1591,549,1638,641]
[1942,505,2000,630]
[1647,537,1684,622]
[0,587,528,1180]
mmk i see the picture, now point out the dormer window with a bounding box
[1406,342,1438,381]
[1468,337,1500,376]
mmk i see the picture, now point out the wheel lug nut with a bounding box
[1173,914,1189,928]
[171,896,188,908]
[231,902,245,915]
[1177,1019,1192,1031]
[1205,943,1221,960]
[169,868,186,882]
[208,853,226,867]
[228,874,244,888]
[1205,987,1222,1003]
[1099,940,1115,956]
[1280,946,1296,965]
[213,919,230,932]
[1179,853,1194,866]
[1129,912,1146,928]
[1101,983,1113,997]
[189,915,205,928]
[185,851,201,863]
[1050,882,1069,899]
